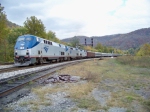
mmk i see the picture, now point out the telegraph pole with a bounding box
[91,38,93,47]
[85,38,86,46]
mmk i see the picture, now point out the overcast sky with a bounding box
[1,0,150,39]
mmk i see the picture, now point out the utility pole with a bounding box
[85,38,86,46]
[91,38,93,47]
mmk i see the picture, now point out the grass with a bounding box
[75,97,101,111]
[12,56,150,111]
[67,82,94,99]
[58,57,150,111]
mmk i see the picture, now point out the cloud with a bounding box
[1,0,150,39]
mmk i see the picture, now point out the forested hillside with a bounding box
[62,28,150,50]
[7,20,20,28]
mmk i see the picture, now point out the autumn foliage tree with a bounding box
[136,43,150,56]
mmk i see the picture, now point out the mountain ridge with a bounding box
[61,27,150,50]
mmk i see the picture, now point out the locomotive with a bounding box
[14,35,88,66]
[14,35,117,66]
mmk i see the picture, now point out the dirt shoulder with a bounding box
[3,58,150,112]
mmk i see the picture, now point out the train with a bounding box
[14,35,119,66]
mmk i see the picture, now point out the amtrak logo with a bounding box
[44,46,49,52]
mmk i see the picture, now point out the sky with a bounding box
[1,0,150,39]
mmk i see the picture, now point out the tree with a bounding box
[70,37,80,47]
[127,48,135,55]
[24,16,46,37]
[0,4,10,62]
[84,46,97,52]
[8,27,28,45]
[136,43,150,56]
[95,43,103,52]
[46,31,60,43]
[0,4,9,43]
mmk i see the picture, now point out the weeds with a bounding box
[116,56,150,68]
[75,97,100,111]
[143,100,150,111]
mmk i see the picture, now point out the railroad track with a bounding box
[0,63,52,74]
[0,59,90,100]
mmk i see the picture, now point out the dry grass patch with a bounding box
[58,60,102,83]
[107,91,142,109]
[19,84,65,109]
[67,82,94,99]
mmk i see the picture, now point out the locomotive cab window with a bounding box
[17,37,25,41]
[26,37,32,41]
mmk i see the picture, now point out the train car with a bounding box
[95,52,102,57]
[14,34,121,66]
[87,51,95,58]
[14,35,79,66]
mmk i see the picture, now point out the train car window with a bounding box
[61,52,64,55]
[51,42,53,45]
[44,40,46,43]
[18,37,25,41]
[46,41,47,44]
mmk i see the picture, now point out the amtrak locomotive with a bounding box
[14,35,87,66]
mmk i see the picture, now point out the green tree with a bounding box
[6,27,28,61]
[0,4,10,62]
[70,37,80,47]
[95,43,103,52]
[24,16,46,37]
[8,27,28,45]
[0,5,8,43]
[46,31,60,43]
[127,48,135,55]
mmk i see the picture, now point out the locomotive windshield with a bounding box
[17,37,25,41]
[17,37,32,41]
[26,37,32,41]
